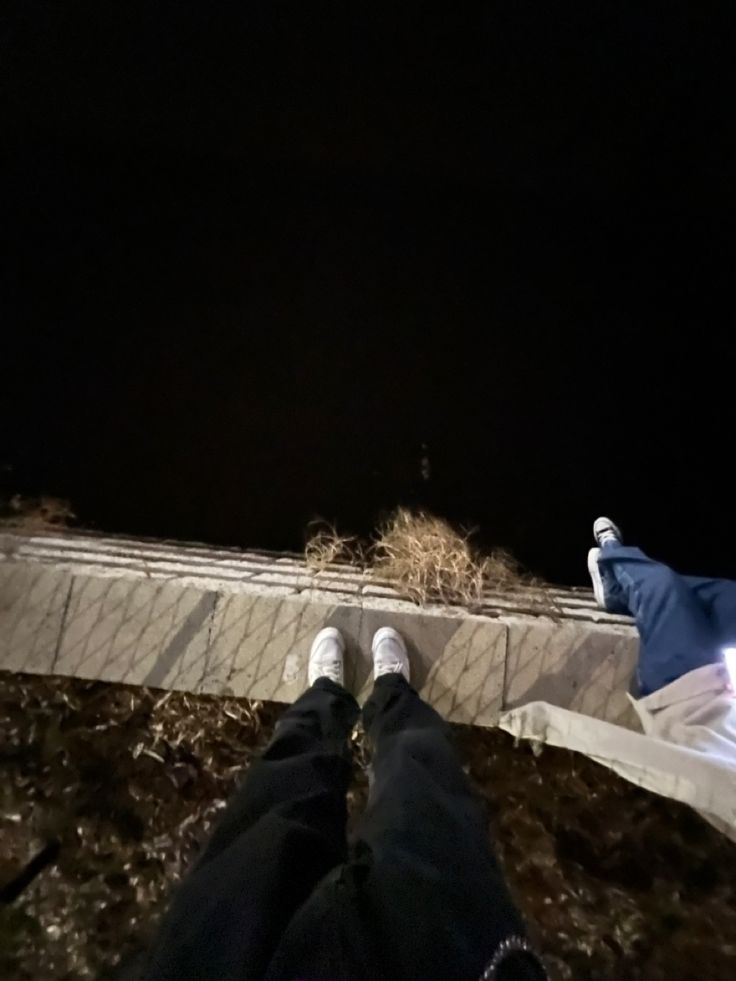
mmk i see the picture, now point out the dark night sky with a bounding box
[3,3,736,584]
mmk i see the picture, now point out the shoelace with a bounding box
[313,648,342,684]
[320,661,342,683]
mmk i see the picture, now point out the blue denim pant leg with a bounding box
[684,575,736,645]
[599,545,720,695]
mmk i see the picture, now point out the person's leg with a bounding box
[349,668,544,981]
[140,672,359,981]
[599,544,720,694]
[683,575,736,643]
[199,677,359,865]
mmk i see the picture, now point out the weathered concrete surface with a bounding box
[55,575,218,689]
[0,530,639,728]
[503,619,639,728]
[202,591,361,702]
[0,561,72,674]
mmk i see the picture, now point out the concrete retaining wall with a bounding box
[0,530,639,729]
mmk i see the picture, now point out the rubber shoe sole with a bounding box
[588,547,608,610]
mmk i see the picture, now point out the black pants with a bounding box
[139,676,541,981]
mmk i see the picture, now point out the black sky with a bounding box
[4,3,736,584]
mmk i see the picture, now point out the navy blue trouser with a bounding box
[137,674,544,981]
[599,544,736,695]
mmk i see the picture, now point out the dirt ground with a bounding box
[1,673,735,981]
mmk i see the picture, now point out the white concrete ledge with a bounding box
[0,530,639,728]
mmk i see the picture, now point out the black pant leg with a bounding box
[350,675,542,981]
[140,678,360,981]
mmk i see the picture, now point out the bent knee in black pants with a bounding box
[141,674,542,981]
[266,675,531,981]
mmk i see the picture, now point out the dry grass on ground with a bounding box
[0,496,76,533]
[2,673,736,981]
[371,508,530,606]
[306,508,555,611]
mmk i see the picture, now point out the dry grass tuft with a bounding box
[0,495,75,532]
[304,521,364,572]
[372,508,525,607]
[304,508,551,610]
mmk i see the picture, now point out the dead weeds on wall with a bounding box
[305,508,556,612]
[304,521,364,572]
[0,495,75,533]
[372,508,498,607]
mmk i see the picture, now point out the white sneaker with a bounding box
[587,546,629,614]
[593,516,623,548]
[308,627,345,687]
[372,627,410,682]
[588,547,608,610]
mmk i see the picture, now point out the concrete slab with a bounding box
[0,531,642,732]
[55,576,217,688]
[201,592,362,701]
[249,571,321,591]
[502,619,639,726]
[420,618,508,726]
[0,562,72,674]
[357,603,507,724]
